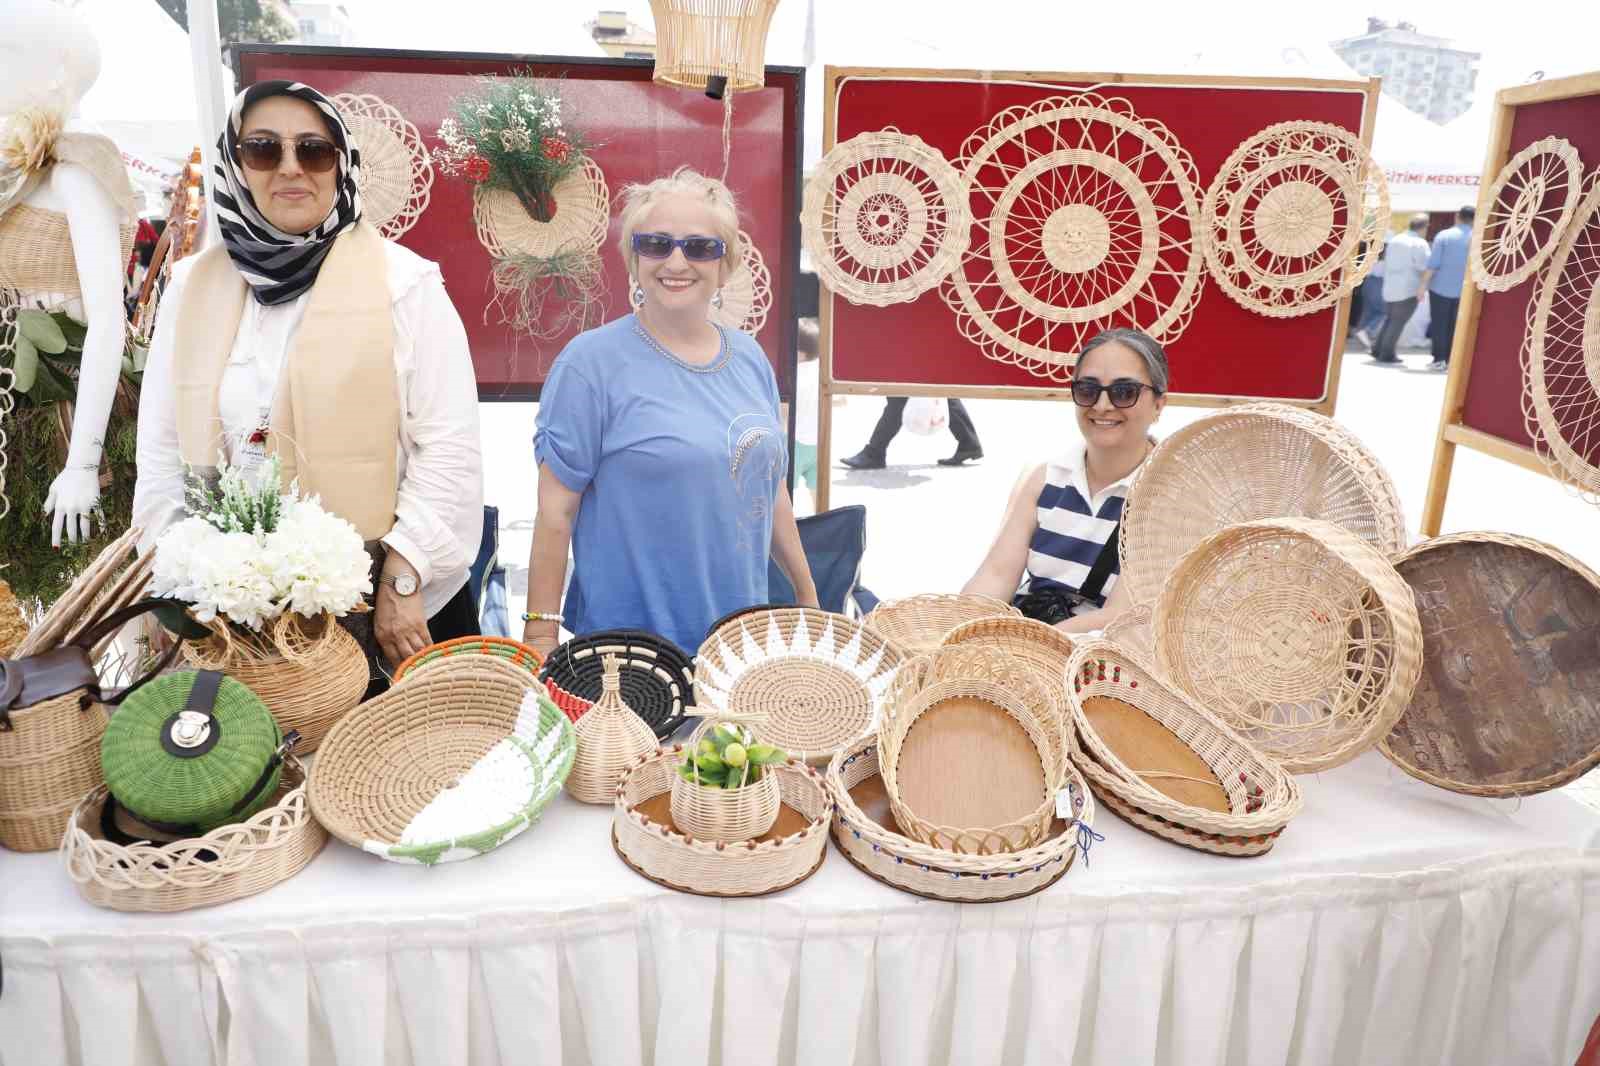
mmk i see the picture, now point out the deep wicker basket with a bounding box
[865,593,1020,656]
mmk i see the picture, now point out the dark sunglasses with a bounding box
[1071,377,1161,408]
[235,135,339,174]
[632,232,726,261]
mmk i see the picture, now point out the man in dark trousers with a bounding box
[840,397,983,469]
[1372,215,1430,365]
[1418,205,1474,372]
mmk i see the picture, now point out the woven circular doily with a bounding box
[1201,121,1388,318]
[331,93,434,240]
[710,230,771,335]
[939,94,1204,380]
[0,288,17,521]
[801,128,971,307]
[1471,137,1584,293]
[1523,167,1600,503]
[473,157,610,260]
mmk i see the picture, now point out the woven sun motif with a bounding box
[1522,167,1600,504]
[332,93,435,239]
[473,155,610,261]
[1202,121,1388,318]
[939,93,1204,380]
[709,229,771,335]
[1471,137,1584,292]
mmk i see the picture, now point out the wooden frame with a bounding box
[814,66,1382,510]
[1420,70,1600,535]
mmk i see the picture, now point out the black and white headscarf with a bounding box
[213,81,363,306]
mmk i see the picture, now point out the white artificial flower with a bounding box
[188,530,278,630]
[260,498,373,618]
[149,516,223,604]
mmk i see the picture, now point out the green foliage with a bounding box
[185,455,284,534]
[438,74,589,221]
[0,310,144,408]
[676,724,787,789]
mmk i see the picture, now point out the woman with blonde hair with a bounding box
[524,167,817,655]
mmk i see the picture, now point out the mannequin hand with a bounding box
[43,467,101,547]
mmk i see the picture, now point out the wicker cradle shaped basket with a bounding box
[309,656,575,864]
[865,593,1020,657]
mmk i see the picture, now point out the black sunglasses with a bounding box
[632,232,726,262]
[1071,377,1161,408]
[236,135,339,174]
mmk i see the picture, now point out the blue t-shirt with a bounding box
[534,315,786,653]
[1427,223,1472,297]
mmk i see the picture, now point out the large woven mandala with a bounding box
[1523,168,1600,503]
[939,94,1204,380]
[1471,136,1584,293]
[473,157,610,260]
[332,93,434,240]
[802,128,971,307]
[710,229,771,335]
[1202,121,1388,318]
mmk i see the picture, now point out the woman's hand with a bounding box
[374,553,430,666]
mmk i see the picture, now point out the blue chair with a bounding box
[469,505,512,638]
[766,504,878,617]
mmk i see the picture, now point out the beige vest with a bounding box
[172,221,400,540]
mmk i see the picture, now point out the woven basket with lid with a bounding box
[567,655,659,804]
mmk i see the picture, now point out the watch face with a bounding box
[392,573,418,596]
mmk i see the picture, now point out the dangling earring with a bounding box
[630,280,645,309]
[711,287,724,311]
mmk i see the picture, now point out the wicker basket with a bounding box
[939,616,1076,764]
[61,756,327,912]
[877,645,1064,854]
[1066,640,1301,857]
[309,656,575,864]
[0,694,110,852]
[539,629,694,740]
[1154,517,1424,773]
[182,612,367,753]
[613,747,830,897]
[393,636,545,684]
[544,679,593,724]
[694,607,903,762]
[1101,600,1159,669]
[865,593,1020,656]
[1118,402,1407,607]
[566,655,659,804]
[828,738,1095,901]
[669,719,781,842]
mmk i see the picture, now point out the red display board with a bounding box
[234,46,803,400]
[824,68,1376,407]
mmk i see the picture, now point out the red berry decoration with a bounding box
[463,153,491,183]
[542,136,572,163]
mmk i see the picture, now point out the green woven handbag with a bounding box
[100,670,298,837]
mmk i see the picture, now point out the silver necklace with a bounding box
[633,317,730,374]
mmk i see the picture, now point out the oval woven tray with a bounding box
[940,616,1077,765]
[827,737,1094,902]
[309,657,575,865]
[1381,532,1600,797]
[695,608,904,762]
[611,747,831,897]
[393,636,546,684]
[865,593,1020,656]
[540,630,694,740]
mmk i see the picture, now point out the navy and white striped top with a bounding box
[1018,448,1140,614]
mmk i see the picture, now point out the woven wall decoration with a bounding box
[0,288,17,521]
[332,93,434,240]
[802,128,971,307]
[1470,136,1583,293]
[939,94,1204,380]
[1522,167,1600,502]
[710,229,771,335]
[1202,121,1388,318]
[473,156,610,261]
[648,0,780,94]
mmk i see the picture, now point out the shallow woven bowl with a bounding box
[1118,402,1407,607]
[309,657,575,864]
[1066,640,1301,857]
[877,644,1064,854]
[62,757,327,912]
[694,608,903,762]
[612,747,831,897]
[1154,517,1423,774]
[393,636,546,684]
[827,737,1094,902]
[865,594,1020,656]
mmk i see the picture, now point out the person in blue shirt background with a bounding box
[1418,205,1474,372]
[525,167,818,656]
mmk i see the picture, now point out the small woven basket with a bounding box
[939,616,1077,764]
[877,645,1064,854]
[61,756,327,912]
[0,694,109,852]
[1066,640,1302,857]
[539,629,694,740]
[613,747,831,897]
[182,612,367,753]
[1154,517,1424,773]
[865,593,1020,656]
[567,655,659,805]
[393,636,545,684]
[669,719,781,843]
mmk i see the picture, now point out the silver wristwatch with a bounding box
[379,572,419,597]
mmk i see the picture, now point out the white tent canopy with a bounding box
[1372,95,1493,213]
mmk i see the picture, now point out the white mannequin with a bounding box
[0,1,132,546]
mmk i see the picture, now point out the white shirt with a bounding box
[794,358,819,446]
[1382,230,1431,303]
[133,239,485,618]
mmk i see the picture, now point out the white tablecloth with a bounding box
[3,751,1599,1066]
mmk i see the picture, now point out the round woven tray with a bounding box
[827,737,1093,902]
[1469,136,1583,293]
[1066,640,1301,857]
[62,756,327,912]
[1154,517,1423,774]
[539,630,695,740]
[611,747,831,897]
[1118,401,1407,607]
[694,608,903,762]
[332,92,434,240]
[309,656,575,864]
[473,157,610,260]
[865,593,1020,656]
[1381,532,1600,797]
[393,636,546,684]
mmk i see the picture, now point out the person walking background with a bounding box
[1372,215,1431,366]
[1419,205,1473,372]
[840,396,983,469]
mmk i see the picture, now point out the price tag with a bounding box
[1055,787,1075,819]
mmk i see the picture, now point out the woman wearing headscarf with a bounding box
[133,81,484,686]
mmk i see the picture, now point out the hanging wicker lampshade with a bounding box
[649,0,781,95]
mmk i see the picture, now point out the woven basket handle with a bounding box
[685,712,769,788]
[75,598,193,707]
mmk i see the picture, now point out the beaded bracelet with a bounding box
[521,611,563,624]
